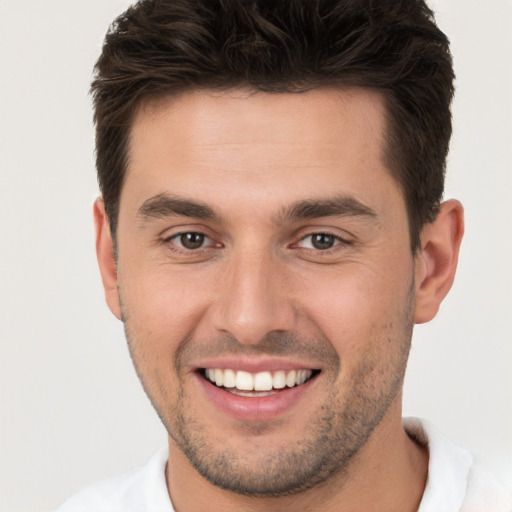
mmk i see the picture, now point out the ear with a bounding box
[414,200,464,324]
[93,198,122,320]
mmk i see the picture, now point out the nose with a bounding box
[211,247,296,345]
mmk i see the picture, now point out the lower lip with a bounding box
[195,373,317,421]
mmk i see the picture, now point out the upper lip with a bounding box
[192,357,320,373]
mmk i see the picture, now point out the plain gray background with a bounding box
[0,1,511,510]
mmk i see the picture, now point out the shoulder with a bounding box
[462,454,512,512]
[56,447,173,512]
[404,418,512,512]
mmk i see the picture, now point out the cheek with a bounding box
[118,270,207,405]
[292,263,413,354]
[118,265,211,347]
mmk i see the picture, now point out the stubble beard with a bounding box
[122,288,414,497]
[168,352,410,497]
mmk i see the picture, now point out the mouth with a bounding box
[199,368,321,397]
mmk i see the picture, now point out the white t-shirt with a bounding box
[56,418,512,512]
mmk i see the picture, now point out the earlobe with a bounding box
[93,198,122,320]
[413,200,464,324]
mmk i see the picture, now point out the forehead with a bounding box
[124,87,403,222]
[130,87,387,158]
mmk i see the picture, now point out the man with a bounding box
[58,0,511,510]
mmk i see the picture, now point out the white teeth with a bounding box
[235,371,254,391]
[254,371,273,391]
[273,370,286,389]
[297,369,310,385]
[286,370,296,387]
[223,369,236,388]
[214,369,223,387]
[204,368,315,391]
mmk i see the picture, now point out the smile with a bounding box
[201,368,318,396]
[195,364,322,421]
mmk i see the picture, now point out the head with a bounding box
[92,0,463,502]
[92,0,454,254]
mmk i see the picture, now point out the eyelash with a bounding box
[163,232,219,252]
[294,232,351,252]
[161,230,351,255]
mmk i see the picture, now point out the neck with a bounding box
[166,407,428,512]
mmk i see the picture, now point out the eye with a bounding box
[297,233,345,250]
[169,232,211,250]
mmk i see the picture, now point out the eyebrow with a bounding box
[137,193,222,223]
[277,195,377,223]
[136,192,377,225]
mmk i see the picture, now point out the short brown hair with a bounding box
[91,0,454,251]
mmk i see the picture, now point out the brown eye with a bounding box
[176,232,206,250]
[310,233,336,250]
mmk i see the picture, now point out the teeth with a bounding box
[273,370,286,389]
[236,371,254,391]
[297,369,308,385]
[254,371,273,391]
[204,368,314,391]
[286,370,296,388]
[223,369,236,388]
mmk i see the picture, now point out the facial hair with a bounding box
[122,282,414,497]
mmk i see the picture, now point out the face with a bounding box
[111,88,418,495]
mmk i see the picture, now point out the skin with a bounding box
[95,87,464,511]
